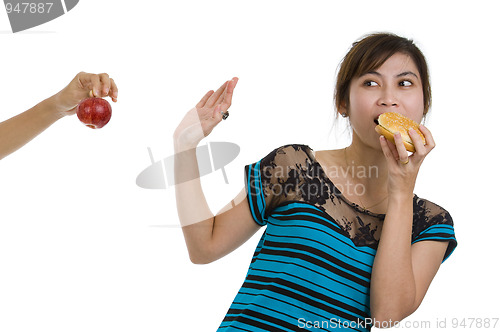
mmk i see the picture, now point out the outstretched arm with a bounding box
[0,72,118,160]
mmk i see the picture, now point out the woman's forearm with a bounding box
[370,192,416,324]
[173,79,238,263]
[173,139,216,264]
[0,96,64,160]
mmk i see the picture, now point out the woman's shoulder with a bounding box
[413,194,454,226]
[275,143,314,155]
[411,195,457,257]
[251,144,316,177]
[267,143,343,160]
[260,143,314,163]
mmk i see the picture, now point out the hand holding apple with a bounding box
[0,72,118,160]
[51,72,118,118]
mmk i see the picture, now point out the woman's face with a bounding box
[346,52,425,150]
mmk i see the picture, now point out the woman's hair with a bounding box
[334,32,431,118]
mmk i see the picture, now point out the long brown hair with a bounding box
[335,33,431,118]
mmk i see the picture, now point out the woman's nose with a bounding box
[378,88,398,107]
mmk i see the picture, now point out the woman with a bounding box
[0,72,118,160]
[174,33,457,331]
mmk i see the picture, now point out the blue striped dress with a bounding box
[218,144,457,331]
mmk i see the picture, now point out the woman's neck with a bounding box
[344,132,389,199]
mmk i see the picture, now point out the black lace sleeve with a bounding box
[411,196,457,263]
[244,144,306,226]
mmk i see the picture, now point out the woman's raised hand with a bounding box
[174,77,238,150]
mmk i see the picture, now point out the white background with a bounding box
[0,0,498,331]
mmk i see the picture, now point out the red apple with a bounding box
[76,97,112,129]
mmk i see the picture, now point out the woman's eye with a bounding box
[400,80,412,87]
[364,80,378,87]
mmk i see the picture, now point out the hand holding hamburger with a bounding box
[375,112,426,152]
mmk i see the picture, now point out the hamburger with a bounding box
[375,112,426,152]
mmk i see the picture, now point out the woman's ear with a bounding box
[338,102,348,118]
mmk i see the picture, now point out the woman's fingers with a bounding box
[191,77,240,132]
[419,124,436,150]
[78,72,103,97]
[409,125,435,164]
[216,85,227,105]
[393,132,410,163]
[198,77,239,118]
[211,78,238,122]
[109,78,118,102]
[89,74,102,97]
[77,72,116,99]
[224,77,238,104]
[206,80,228,107]
[379,136,398,165]
[409,129,425,154]
[98,73,111,97]
[196,90,214,109]
[213,104,222,119]
[202,104,226,135]
[382,135,400,160]
[75,72,92,93]
[380,133,411,166]
[383,127,435,168]
[218,77,238,112]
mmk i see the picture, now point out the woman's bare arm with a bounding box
[174,77,262,264]
[0,97,63,160]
